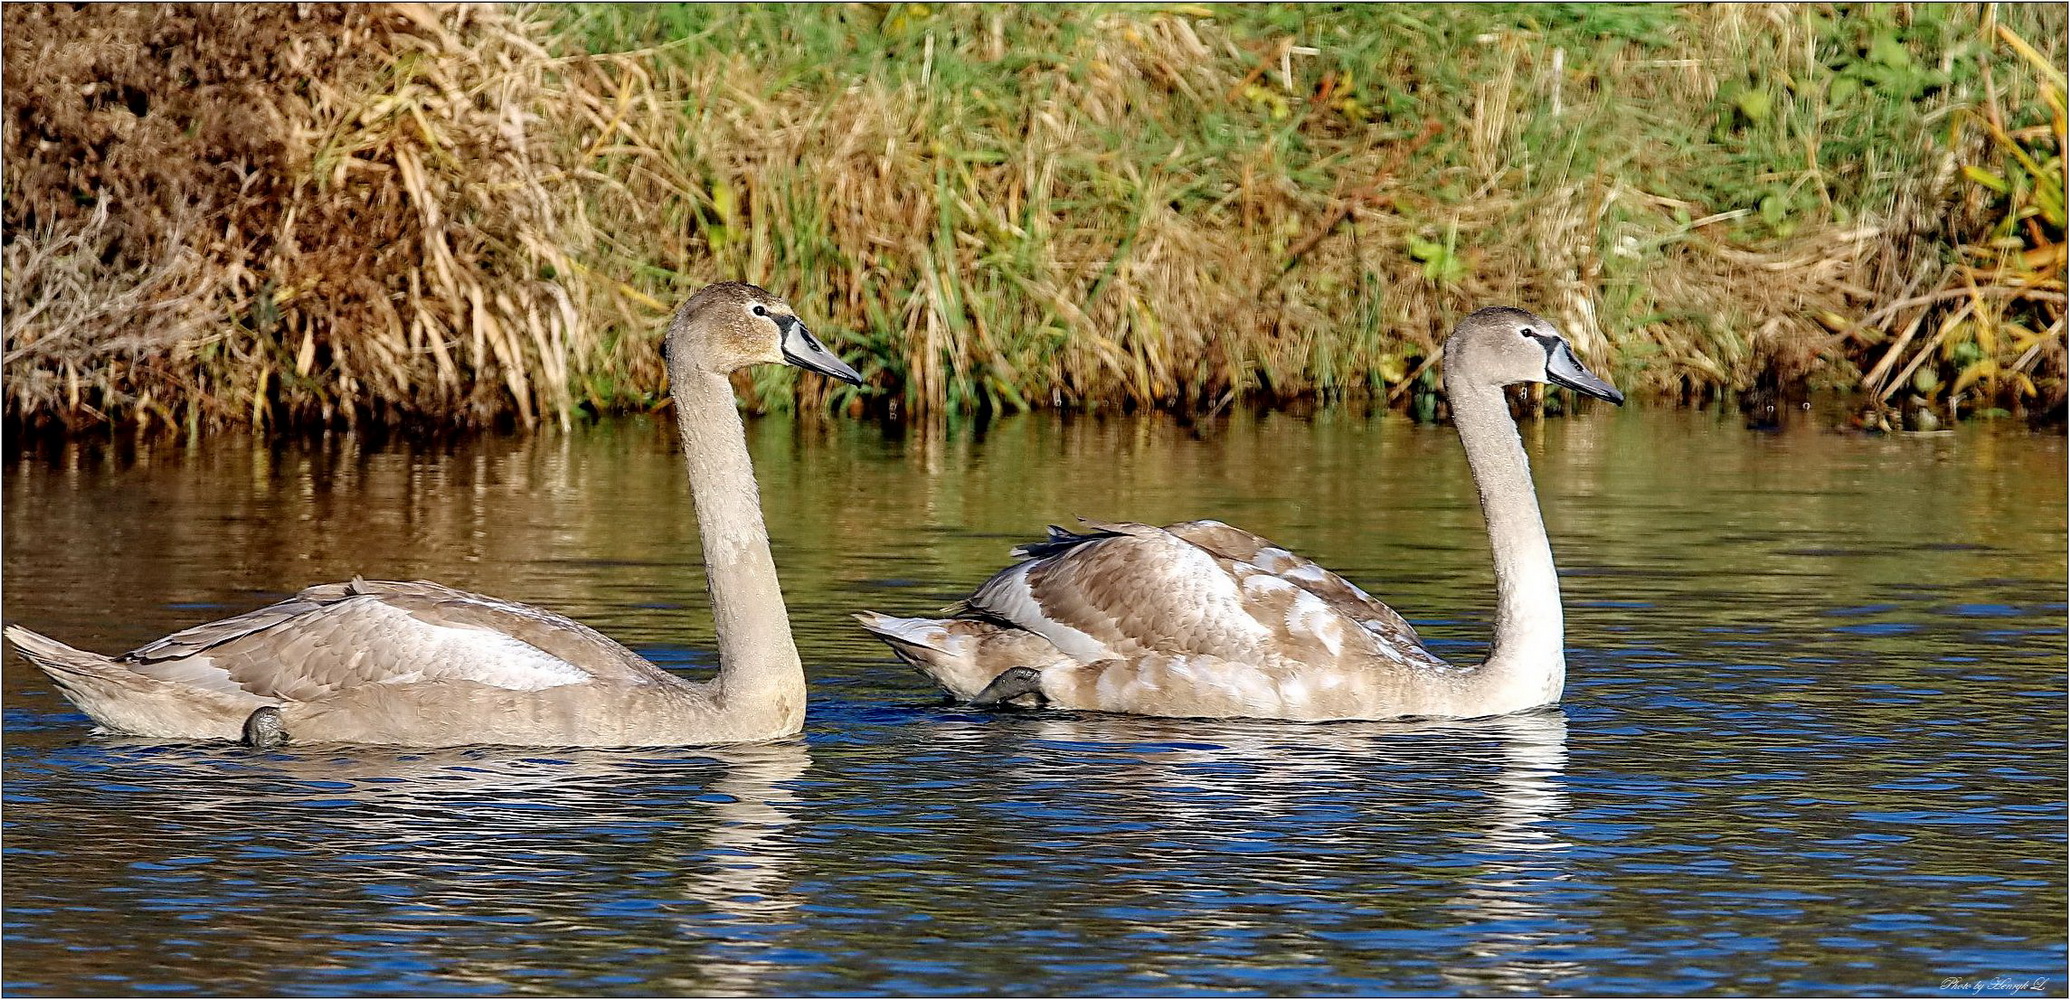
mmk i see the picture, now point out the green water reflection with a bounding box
[2,406,2063,995]
[6,406,2060,669]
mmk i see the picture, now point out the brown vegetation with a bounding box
[3,4,2063,433]
[2,4,645,433]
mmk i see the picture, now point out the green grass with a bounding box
[6,4,2061,433]
[538,3,2062,420]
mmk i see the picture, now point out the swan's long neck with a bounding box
[673,370,806,733]
[1448,380,1565,706]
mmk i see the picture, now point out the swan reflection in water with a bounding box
[1429,711,1586,994]
[33,711,1572,992]
[664,742,813,994]
[30,738,814,995]
[924,708,1580,992]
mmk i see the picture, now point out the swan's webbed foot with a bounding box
[242,706,289,749]
[970,666,1047,709]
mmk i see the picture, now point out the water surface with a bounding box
[4,407,2064,995]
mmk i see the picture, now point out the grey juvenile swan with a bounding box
[6,282,862,748]
[856,306,1623,721]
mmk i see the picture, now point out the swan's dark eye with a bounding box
[1520,327,1536,339]
[752,304,769,317]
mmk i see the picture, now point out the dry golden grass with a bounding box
[3,3,648,432]
[3,4,2063,432]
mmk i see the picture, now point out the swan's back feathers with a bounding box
[969,524,1260,662]
[962,518,1443,671]
[1157,520,1424,645]
[856,516,1453,719]
[119,579,670,702]
[319,580,664,685]
[126,591,337,663]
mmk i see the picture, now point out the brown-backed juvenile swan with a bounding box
[7,282,862,748]
[856,306,1622,721]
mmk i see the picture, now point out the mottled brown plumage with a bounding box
[857,306,1624,722]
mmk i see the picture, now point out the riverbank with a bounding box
[4,4,2062,433]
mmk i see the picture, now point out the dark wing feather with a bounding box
[1009,523,1127,561]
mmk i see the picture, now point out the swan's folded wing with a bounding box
[121,579,668,701]
[337,580,665,684]
[966,521,1441,669]
[968,525,1261,662]
[1159,519,1424,645]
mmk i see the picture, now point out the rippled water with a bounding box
[4,407,2064,995]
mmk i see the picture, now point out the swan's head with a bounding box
[1442,306,1624,405]
[662,282,863,385]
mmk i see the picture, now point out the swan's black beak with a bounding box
[778,317,863,386]
[1545,339,1624,405]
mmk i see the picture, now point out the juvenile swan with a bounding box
[7,282,862,748]
[856,306,1623,722]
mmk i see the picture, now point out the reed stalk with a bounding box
[4,3,2063,432]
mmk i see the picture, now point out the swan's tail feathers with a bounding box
[4,625,252,739]
[852,612,984,699]
[852,611,1077,702]
[6,624,132,725]
[5,625,114,682]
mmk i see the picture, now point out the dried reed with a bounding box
[4,4,2064,433]
[3,3,641,432]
